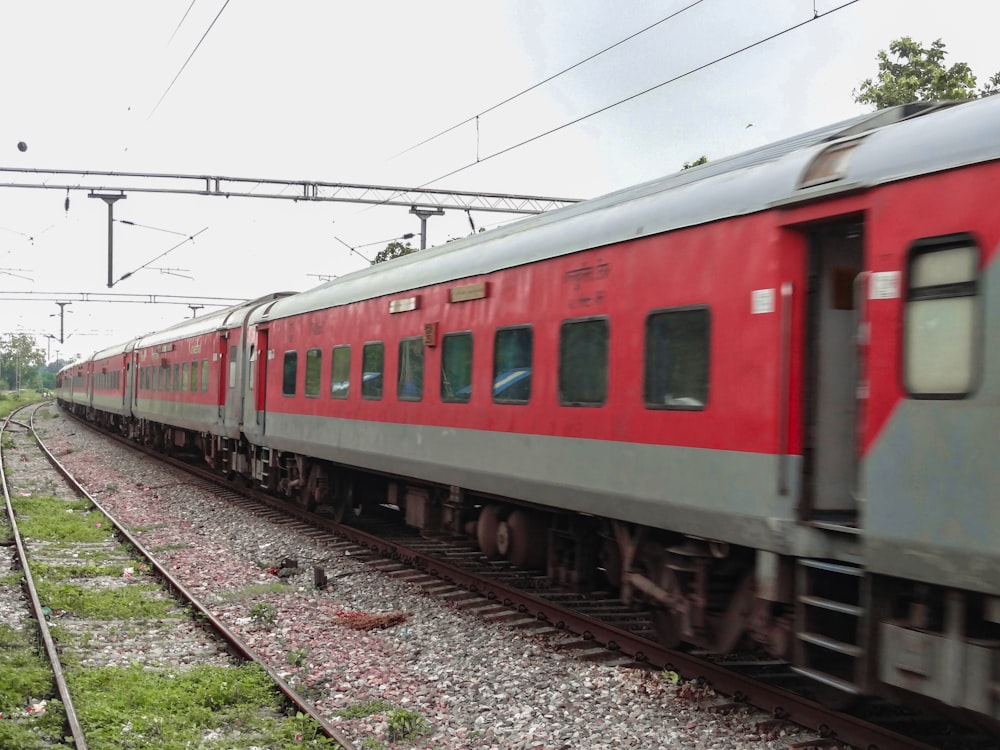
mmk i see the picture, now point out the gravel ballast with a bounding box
[29,410,811,749]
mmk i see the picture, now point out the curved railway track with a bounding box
[56,406,1000,750]
[0,401,355,750]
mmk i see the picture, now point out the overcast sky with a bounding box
[1,0,996,361]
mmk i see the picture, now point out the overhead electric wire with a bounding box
[168,0,199,44]
[419,0,862,189]
[116,227,209,284]
[150,0,231,118]
[394,0,707,159]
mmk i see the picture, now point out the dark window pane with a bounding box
[644,308,710,409]
[282,351,298,396]
[331,345,351,399]
[362,342,384,400]
[492,327,532,403]
[397,337,424,401]
[559,318,608,406]
[305,348,322,397]
[441,332,472,402]
[201,359,209,393]
[190,360,199,392]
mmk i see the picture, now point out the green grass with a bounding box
[70,663,340,749]
[33,581,175,619]
[13,496,113,543]
[335,698,393,719]
[0,623,69,749]
[0,390,45,419]
[30,561,131,580]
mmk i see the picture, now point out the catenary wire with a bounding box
[417,0,862,189]
[150,0,231,118]
[169,0,199,45]
[393,0,707,159]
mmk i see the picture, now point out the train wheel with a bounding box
[304,464,330,512]
[476,504,503,559]
[503,510,547,569]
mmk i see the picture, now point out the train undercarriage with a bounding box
[67,409,1000,729]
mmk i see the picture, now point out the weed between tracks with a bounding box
[0,624,69,749]
[72,662,340,749]
[8,492,341,749]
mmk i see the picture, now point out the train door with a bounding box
[800,219,864,524]
[254,328,269,433]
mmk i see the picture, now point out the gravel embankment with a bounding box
[29,409,810,750]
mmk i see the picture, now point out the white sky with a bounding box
[0,0,996,361]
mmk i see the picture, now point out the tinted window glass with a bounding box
[362,342,384,400]
[441,332,472,402]
[282,351,298,396]
[493,327,532,403]
[644,307,710,409]
[398,337,424,401]
[305,348,322,397]
[331,345,351,399]
[559,317,608,406]
[189,360,198,392]
[201,359,209,393]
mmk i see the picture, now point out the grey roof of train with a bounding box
[68,98,1000,368]
[251,96,1000,326]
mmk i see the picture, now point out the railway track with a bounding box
[54,407,1000,750]
[0,401,354,750]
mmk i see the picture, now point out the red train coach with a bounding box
[68,96,1000,724]
[240,97,1000,721]
[130,293,292,461]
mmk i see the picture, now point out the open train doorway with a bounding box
[800,218,864,525]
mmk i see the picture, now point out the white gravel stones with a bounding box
[36,411,810,749]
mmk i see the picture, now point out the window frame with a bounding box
[492,325,533,405]
[903,233,981,399]
[304,347,322,398]
[440,331,473,403]
[330,345,352,400]
[557,315,609,407]
[361,341,384,401]
[282,350,298,397]
[397,336,425,402]
[642,304,711,411]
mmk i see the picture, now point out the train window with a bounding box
[398,337,424,401]
[164,365,172,391]
[559,317,609,406]
[228,346,237,389]
[644,307,710,410]
[330,345,351,399]
[182,362,190,391]
[282,351,298,396]
[362,342,384,400]
[904,236,980,397]
[493,326,532,404]
[190,360,199,392]
[201,359,209,393]
[441,332,472,403]
[305,348,322,398]
[173,363,180,392]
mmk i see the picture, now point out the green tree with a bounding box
[372,240,417,265]
[0,334,46,390]
[682,155,708,169]
[854,37,999,110]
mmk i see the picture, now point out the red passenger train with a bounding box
[58,95,1000,725]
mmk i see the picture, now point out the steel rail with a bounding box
[1,403,88,749]
[62,408,944,750]
[29,405,358,750]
